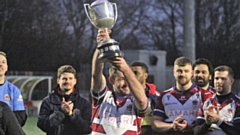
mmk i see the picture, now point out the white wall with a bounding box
[123,50,167,91]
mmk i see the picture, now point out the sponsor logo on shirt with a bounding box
[168,109,198,117]
[18,95,23,101]
[102,113,134,127]
[179,96,187,101]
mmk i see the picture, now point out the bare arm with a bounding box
[91,29,109,93]
[152,115,190,133]
[91,49,106,93]
[110,57,147,110]
[151,115,173,133]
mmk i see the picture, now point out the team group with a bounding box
[0,29,240,135]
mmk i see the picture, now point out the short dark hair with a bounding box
[193,58,213,75]
[130,61,148,73]
[214,65,234,78]
[0,51,7,59]
[174,56,192,66]
[57,65,76,78]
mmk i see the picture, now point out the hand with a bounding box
[97,29,111,45]
[171,115,188,131]
[61,97,74,115]
[204,105,220,125]
[109,57,129,73]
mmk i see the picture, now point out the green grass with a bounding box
[23,116,92,135]
[23,116,45,135]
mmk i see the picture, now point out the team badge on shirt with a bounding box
[5,94,10,101]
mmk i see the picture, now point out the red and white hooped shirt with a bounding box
[91,87,147,135]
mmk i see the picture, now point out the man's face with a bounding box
[112,71,130,97]
[0,55,8,76]
[131,66,147,85]
[214,71,233,95]
[174,64,193,86]
[193,64,211,88]
[57,73,76,94]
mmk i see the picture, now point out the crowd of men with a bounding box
[1,29,240,135]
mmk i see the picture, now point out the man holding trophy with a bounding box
[85,0,148,134]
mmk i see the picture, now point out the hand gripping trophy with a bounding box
[84,0,123,62]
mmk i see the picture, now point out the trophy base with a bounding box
[97,39,124,62]
[98,50,124,62]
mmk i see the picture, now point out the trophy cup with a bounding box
[84,0,123,62]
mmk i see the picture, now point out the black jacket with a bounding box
[37,86,92,135]
[0,101,26,135]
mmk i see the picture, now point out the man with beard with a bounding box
[130,61,160,135]
[193,58,215,93]
[37,65,92,135]
[90,29,148,135]
[193,65,240,135]
[151,56,212,135]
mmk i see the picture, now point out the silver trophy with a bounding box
[84,0,123,62]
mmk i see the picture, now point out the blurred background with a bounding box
[1,0,240,134]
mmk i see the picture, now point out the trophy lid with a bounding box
[91,0,109,7]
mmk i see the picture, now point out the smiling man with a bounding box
[90,29,148,135]
[37,65,92,135]
[152,56,212,135]
[0,51,27,126]
[193,58,215,93]
[193,65,240,135]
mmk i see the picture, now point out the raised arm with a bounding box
[91,29,109,93]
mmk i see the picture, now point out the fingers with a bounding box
[206,105,214,112]
[173,122,187,131]
[62,97,66,103]
[98,28,112,34]
[174,114,183,122]
[97,29,110,44]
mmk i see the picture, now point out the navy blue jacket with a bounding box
[0,101,26,135]
[37,86,92,135]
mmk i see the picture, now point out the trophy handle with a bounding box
[84,4,98,28]
[113,3,118,27]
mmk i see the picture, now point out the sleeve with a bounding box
[91,87,107,107]
[217,122,240,135]
[12,86,25,111]
[14,110,27,127]
[219,100,240,135]
[2,102,26,135]
[153,93,166,118]
[133,98,148,117]
[37,98,65,132]
[193,119,211,135]
[12,86,27,126]
[68,99,92,134]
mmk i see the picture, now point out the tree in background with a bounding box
[0,0,240,78]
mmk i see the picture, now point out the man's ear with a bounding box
[209,74,212,81]
[57,78,60,84]
[144,73,148,80]
[108,76,114,85]
[231,78,234,85]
